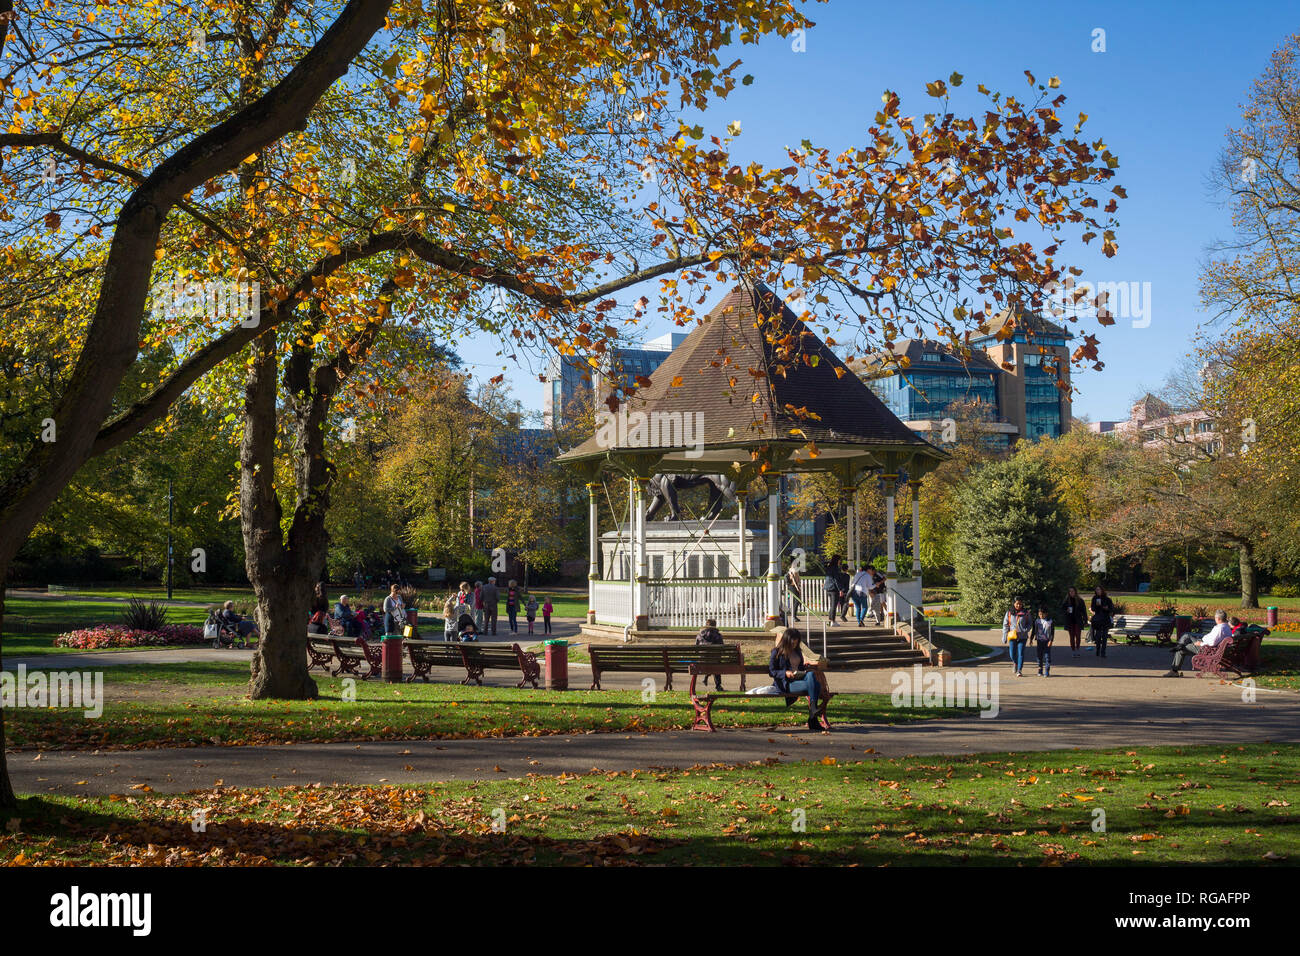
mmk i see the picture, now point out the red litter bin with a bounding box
[382,635,404,683]
[1267,606,1279,628]
[545,640,569,691]
[1175,615,1192,638]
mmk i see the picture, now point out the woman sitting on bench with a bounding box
[769,629,831,732]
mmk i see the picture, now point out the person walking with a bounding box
[472,581,485,632]
[823,556,845,626]
[695,617,726,690]
[1061,586,1087,657]
[1089,585,1114,658]
[1034,605,1055,676]
[481,576,500,635]
[869,568,887,626]
[525,593,539,635]
[1002,596,1032,677]
[383,583,405,636]
[505,579,520,634]
[849,565,872,626]
[785,567,804,623]
[542,596,553,635]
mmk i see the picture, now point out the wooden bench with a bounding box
[306,635,382,679]
[1192,636,1234,677]
[588,643,743,691]
[406,641,469,682]
[1109,615,1175,646]
[687,664,830,733]
[406,641,541,689]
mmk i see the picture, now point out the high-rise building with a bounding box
[858,311,1073,447]
[543,331,687,427]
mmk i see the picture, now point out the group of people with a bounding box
[784,558,888,627]
[441,578,552,642]
[307,582,413,639]
[1002,586,1116,677]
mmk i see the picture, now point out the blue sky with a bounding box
[456,0,1295,425]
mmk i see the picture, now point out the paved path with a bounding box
[9,641,1299,796]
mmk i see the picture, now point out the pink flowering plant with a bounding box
[54,624,206,650]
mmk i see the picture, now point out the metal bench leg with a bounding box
[691,695,716,732]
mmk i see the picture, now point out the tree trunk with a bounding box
[0,589,17,810]
[1239,543,1259,609]
[248,570,318,699]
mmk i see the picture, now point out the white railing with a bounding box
[647,579,766,629]
[787,582,836,621]
[591,579,633,626]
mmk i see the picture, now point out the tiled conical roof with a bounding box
[557,282,943,465]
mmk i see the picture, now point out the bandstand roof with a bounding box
[557,283,948,480]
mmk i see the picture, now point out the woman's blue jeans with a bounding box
[852,593,868,625]
[1007,639,1025,672]
[786,674,819,713]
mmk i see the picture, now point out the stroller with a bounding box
[205,610,252,649]
[455,612,479,642]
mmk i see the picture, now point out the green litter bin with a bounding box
[1267,606,1279,627]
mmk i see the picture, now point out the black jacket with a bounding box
[1061,595,1087,627]
[768,649,804,693]
[696,626,723,646]
[1090,595,1114,629]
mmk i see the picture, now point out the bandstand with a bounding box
[557,283,948,637]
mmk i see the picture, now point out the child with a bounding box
[542,596,553,634]
[695,618,725,690]
[525,593,538,635]
[1034,606,1055,676]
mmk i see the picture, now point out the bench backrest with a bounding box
[460,643,526,668]
[407,642,465,664]
[591,644,742,669]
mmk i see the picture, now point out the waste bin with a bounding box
[1267,606,1279,627]
[545,639,569,691]
[1175,615,1192,638]
[382,635,404,683]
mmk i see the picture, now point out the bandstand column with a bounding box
[847,487,860,572]
[765,475,782,624]
[633,476,650,630]
[911,482,922,577]
[883,474,898,576]
[587,482,599,624]
[735,491,749,578]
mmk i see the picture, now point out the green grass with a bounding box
[3,661,968,751]
[2,598,210,657]
[1254,645,1300,691]
[1117,590,1300,611]
[931,629,993,659]
[3,743,1297,866]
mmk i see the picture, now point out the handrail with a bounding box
[885,582,934,647]
[781,580,836,660]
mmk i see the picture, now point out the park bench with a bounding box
[588,643,744,691]
[406,640,541,689]
[1191,636,1234,678]
[687,663,831,733]
[1193,627,1268,678]
[1109,614,1175,646]
[305,635,382,679]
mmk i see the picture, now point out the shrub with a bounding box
[398,585,423,610]
[122,598,168,631]
[1271,583,1300,599]
[1153,596,1178,617]
[952,456,1077,625]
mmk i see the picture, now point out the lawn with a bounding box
[1255,645,1300,691]
[2,598,211,657]
[3,661,968,751]
[2,743,1296,866]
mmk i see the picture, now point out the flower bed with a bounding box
[54,624,207,650]
[1115,601,1297,626]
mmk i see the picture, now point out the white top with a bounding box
[1201,622,1232,647]
[850,570,872,595]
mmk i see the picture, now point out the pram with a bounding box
[455,612,479,642]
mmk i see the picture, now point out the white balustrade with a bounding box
[646,579,767,629]
[591,579,633,626]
